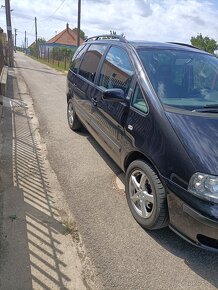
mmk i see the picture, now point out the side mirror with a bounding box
[102,88,127,103]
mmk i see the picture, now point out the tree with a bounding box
[37,38,46,45]
[73,28,87,40]
[190,34,218,54]
[29,38,46,57]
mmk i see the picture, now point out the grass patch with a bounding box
[28,55,69,74]
[9,214,17,221]
[63,219,80,242]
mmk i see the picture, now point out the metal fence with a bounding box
[34,45,76,70]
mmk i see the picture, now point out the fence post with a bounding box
[48,48,49,63]
[52,47,54,65]
[64,51,67,70]
[58,48,60,67]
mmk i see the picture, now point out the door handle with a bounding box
[128,124,133,131]
[91,97,97,106]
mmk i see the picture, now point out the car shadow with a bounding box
[147,227,218,287]
[77,126,218,289]
[77,126,123,176]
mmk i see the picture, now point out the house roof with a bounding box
[47,24,83,46]
[29,41,35,48]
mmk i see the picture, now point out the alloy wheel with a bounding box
[129,169,155,218]
[68,102,74,127]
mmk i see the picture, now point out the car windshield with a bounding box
[137,48,218,111]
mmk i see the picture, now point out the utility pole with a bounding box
[35,16,38,58]
[14,28,17,52]
[77,0,81,47]
[5,0,14,67]
[24,30,27,53]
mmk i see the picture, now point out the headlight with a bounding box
[188,173,218,203]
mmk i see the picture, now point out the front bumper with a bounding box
[167,190,218,252]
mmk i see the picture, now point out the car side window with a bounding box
[78,44,107,83]
[69,44,88,73]
[132,84,148,114]
[99,46,134,96]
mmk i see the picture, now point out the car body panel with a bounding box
[166,111,218,175]
[67,39,218,251]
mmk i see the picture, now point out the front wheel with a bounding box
[125,160,168,230]
[67,99,82,131]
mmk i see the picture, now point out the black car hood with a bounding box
[166,111,218,175]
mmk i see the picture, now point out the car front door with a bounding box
[89,45,134,164]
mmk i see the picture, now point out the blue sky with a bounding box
[0,0,218,47]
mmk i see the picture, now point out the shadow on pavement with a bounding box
[15,65,62,76]
[147,227,218,288]
[0,68,71,289]
[78,123,218,289]
[77,127,122,177]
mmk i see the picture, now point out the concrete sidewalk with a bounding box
[0,67,97,289]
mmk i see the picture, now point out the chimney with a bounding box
[66,23,69,31]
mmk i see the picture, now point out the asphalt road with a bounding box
[15,52,218,290]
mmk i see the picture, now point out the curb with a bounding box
[0,66,8,120]
[0,97,2,120]
[0,66,8,97]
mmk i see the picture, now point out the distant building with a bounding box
[46,24,84,50]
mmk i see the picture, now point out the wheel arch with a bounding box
[67,93,71,103]
[124,151,160,176]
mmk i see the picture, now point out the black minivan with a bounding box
[66,35,218,251]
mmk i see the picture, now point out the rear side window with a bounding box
[70,45,88,73]
[78,44,107,82]
[132,84,148,114]
[99,46,134,96]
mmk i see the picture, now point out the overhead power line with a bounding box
[40,0,66,22]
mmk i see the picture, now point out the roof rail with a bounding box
[167,42,201,50]
[85,34,127,43]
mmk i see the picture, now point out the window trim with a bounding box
[73,44,86,59]
[69,44,89,74]
[130,82,149,116]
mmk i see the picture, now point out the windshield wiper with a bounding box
[204,104,218,108]
[193,104,218,113]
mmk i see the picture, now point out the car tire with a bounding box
[126,160,168,230]
[67,99,82,131]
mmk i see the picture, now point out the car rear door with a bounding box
[70,43,107,127]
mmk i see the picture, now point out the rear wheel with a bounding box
[126,160,168,230]
[67,99,82,131]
